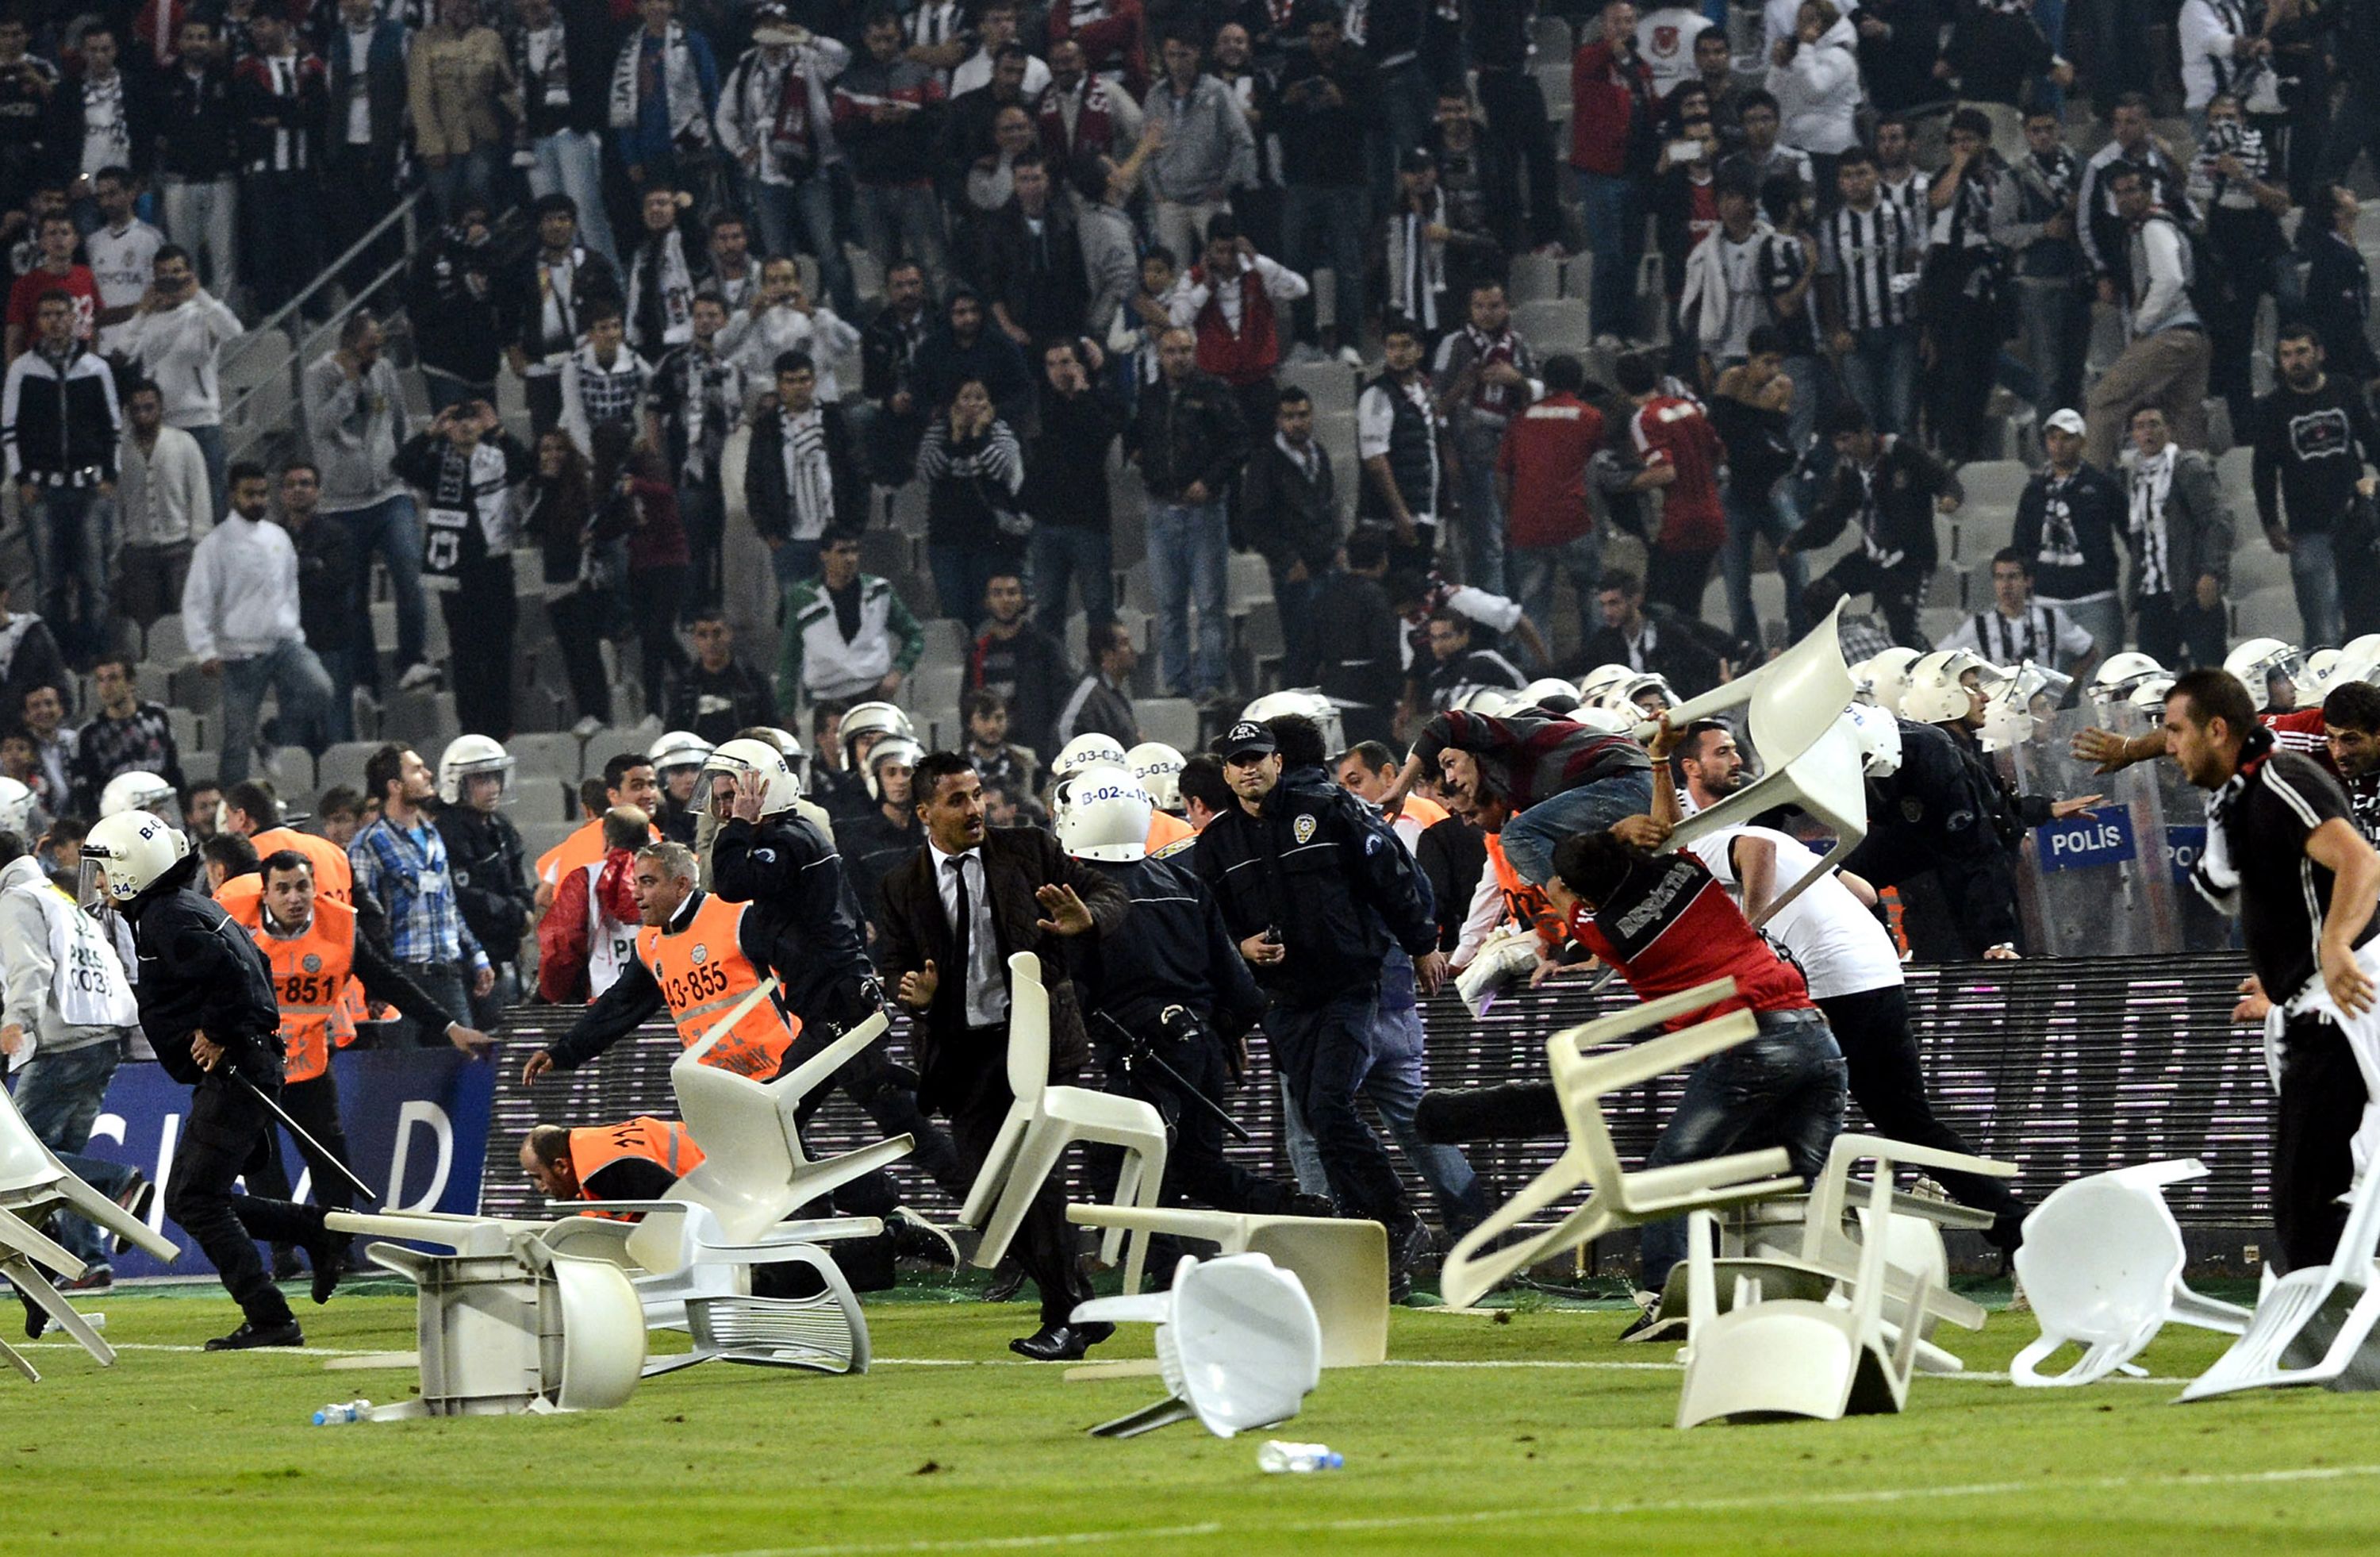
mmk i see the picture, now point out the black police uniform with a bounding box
[1194,759,1441,1231]
[117,849,340,1342]
[1840,716,2030,956]
[436,802,534,1012]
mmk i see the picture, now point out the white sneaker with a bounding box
[570,714,605,740]
[397,662,439,691]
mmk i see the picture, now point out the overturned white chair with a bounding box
[2181,1165,2380,1401]
[2011,1159,2250,1388]
[962,952,1168,1294]
[1653,1132,2017,1371]
[1438,978,1806,1312]
[321,1213,647,1419]
[1065,1205,1388,1369]
[536,1010,914,1375]
[1069,1252,1323,1438]
[0,1086,180,1379]
[1676,1142,1929,1428]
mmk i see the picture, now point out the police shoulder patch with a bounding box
[750,848,777,865]
[1293,813,1318,844]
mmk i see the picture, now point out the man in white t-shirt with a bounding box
[1636,4,1711,99]
[1672,716,2025,1247]
[85,166,161,360]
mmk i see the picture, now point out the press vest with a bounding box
[634,892,798,1080]
[233,895,359,1085]
[10,875,137,1029]
[579,856,639,999]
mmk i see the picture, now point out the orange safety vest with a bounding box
[566,1117,706,1218]
[633,893,799,1081]
[1485,832,1566,948]
[1146,808,1195,854]
[230,895,359,1085]
[221,829,374,1042]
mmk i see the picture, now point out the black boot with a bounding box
[205,1316,305,1351]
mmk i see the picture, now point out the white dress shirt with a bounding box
[931,840,1008,1029]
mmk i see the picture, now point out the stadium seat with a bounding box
[2182,1164,2380,1401]
[1507,251,1563,304]
[1281,359,1357,416]
[1438,978,1802,1310]
[2010,1159,2250,1388]
[314,740,382,798]
[1956,460,2030,513]
[1674,1144,1927,1428]
[1067,1205,1387,1368]
[960,952,1169,1293]
[1069,1251,1323,1437]
[0,1085,182,1377]
[1514,298,1592,354]
[146,613,192,665]
[582,719,662,777]
[509,731,584,781]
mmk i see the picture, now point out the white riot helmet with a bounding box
[1899,649,1997,725]
[0,776,29,836]
[2336,637,2380,690]
[1576,663,1633,705]
[1453,686,1522,716]
[1568,705,1637,736]
[1126,742,1187,813]
[1052,765,1153,862]
[79,809,190,907]
[1242,689,1345,758]
[864,736,925,803]
[2224,637,2307,713]
[1843,702,1903,778]
[1975,681,2038,753]
[1518,677,1583,714]
[99,770,180,824]
[698,736,803,817]
[2127,675,2177,715]
[838,702,916,771]
[436,733,516,806]
[1054,732,1130,778]
[1853,647,1923,714]
[743,725,808,774]
[2304,648,2344,701]
[2087,651,2169,720]
[647,729,715,784]
[1612,672,1680,714]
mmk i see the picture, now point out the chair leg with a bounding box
[1118,1136,1169,1298]
[975,1121,1071,1272]
[0,1257,113,1367]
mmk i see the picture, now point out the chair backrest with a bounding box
[1168,1253,1322,1436]
[2013,1177,2186,1346]
[651,1061,799,1257]
[0,1086,67,1198]
[1545,984,1758,1191]
[1004,951,1051,1108]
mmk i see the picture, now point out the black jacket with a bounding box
[290,510,359,654]
[968,621,1073,759]
[1128,367,1248,502]
[1840,717,2025,954]
[1291,569,1401,745]
[1241,435,1339,575]
[873,825,1130,1108]
[3,343,119,487]
[708,812,873,1026]
[407,228,505,383]
[1022,386,1122,532]
[983,197,1088,342]
[1075,852,1267,1040]
[744,401,862,543]
[47,70,155,182]
[861,302,932,406]
[842,805,923,933]
[322,17,409,158]
[1576,605,1732,698]
[666,656,777,745]
[154,63,237,181]
[121,851,282,1085]
[1798,434,1963,575]
[436,805,533,965]
[502,245,624,365]
[1192,765,1439,1009]
[2010,461,2126,604]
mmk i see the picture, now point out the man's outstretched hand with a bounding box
[1035,883,1096,936]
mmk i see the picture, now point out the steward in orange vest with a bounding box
[520,1117,706,1205]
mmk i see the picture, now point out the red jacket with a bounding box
[537,846,639,1003]
[1191,263,1281,387]
[1496,392,1605,548]
[1569,41,1653,175]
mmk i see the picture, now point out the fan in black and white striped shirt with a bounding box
[1819,160,1917,334]
[1937,548,2098,671]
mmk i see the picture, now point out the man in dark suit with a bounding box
[875,750,1132,1359]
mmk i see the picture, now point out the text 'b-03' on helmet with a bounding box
[436,733,516,806]
[1126,742,1186,812]
[98,770,180,824]
[1054,732,1130,779]
[79,809,190,907]
[2225,636,2307,713]
[647,729,716,780]
[1053,767,1154,863]
[837,702,916,770]
[700,736,804,816]
[864,736,925,803]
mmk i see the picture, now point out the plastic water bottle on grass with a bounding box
[313,1400,372,1426]
[1257,1440,1342,1473]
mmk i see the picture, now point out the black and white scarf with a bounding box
[780,408,835,541]
[608,22,712,144]
[419,440,521,590]
[1387,190,1449,333]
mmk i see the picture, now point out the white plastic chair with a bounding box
[0,1086,180,1377]
[2011,1159,2251,1388]
[1065,1206,1388,1369]
[325,1216,646,1419]
[960,952,1169,1294]
[2180,1167,2380,1401]
[1069,1253,1322,1438]
[1438,977,1806,1311]
[1655,602,1868,928]
[1675,1144,1928,1428]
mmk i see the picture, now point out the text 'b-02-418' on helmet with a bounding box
[1054,766,1154,863]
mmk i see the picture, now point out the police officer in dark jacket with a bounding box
[1192,714,1446,1295]
[1057,767,1326,1227]
[82,811,344,1350]
[435,786,535,1022]
[1840,715,2034,957]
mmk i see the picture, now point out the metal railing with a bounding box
[222,188,428,463]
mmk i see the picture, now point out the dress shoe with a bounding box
[17,1282,46,1340]
[205,1318,306,1351]
[1008,1321,1114,1361]
[980,1257,1028,1303]
[308,1244,345,1305]
[1284,1193,1338,1219]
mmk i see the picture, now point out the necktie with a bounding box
[946,855,971,1010]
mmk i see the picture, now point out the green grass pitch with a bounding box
[6,1278,2379,1555]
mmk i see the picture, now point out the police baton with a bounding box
[231,1072,382,1203]
[1094,1010,1252,1143]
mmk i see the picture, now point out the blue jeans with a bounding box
[1146,499,1229,698]
[1721,482,1807,647]
[1281,183,1368,348]
[1511,530,1603,673]
[313,644,359,744]
[928,537,1022,624]
[220,638,335,784]
[425,145,498,223]
[333,494,428,681]
[1264,987,1410,1222]
[385,959,472,1049]
[1452,423,1508,597]
[1499,767,1656,886]
[850,181,949,297]
[1576,169,1641,340]
[2289,530,2344,647]
[28,486,112,664]
[184,421,228,526]
[11,1040,129,1266]
[1637,1008,1848,1294]
[528,129,616,264]
[751,170,858,318]
[1836,323,1917,438]
[1028,524,1114,629]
